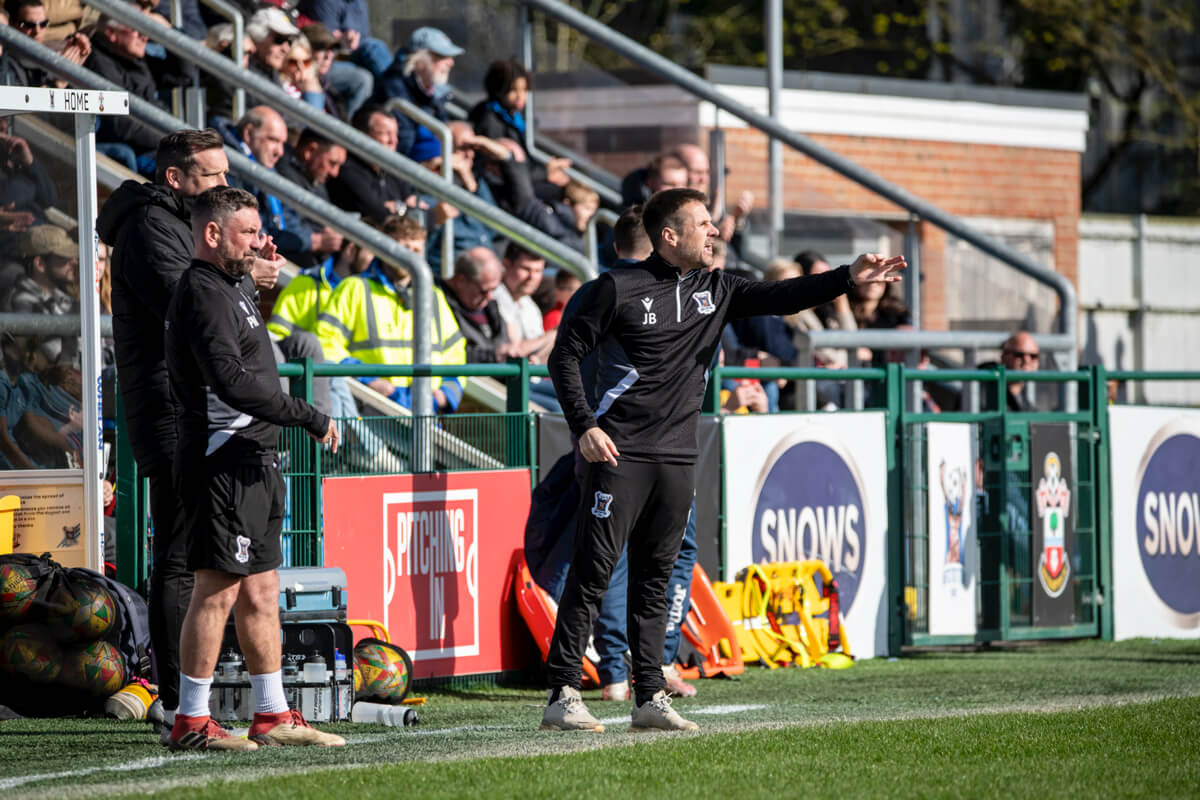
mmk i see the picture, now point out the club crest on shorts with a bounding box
[692,291,716,315]
[235,535,251,564]
[591,491,614,519]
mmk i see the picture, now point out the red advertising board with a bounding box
[322,470,535,678]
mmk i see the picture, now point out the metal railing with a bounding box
[385,98,454,277]
[584,208,619,266]
[0,25,442,433]
[171,0,245,120]
[83,0,596,282]
[517,0,1078,397]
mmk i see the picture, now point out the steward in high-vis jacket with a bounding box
[316,260,467,412]
[267,258,342,340]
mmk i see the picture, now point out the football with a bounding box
[61,639,126,696]
[0,563,38,625]
[0,624,63,684]
[45,578,117,643]
[353,639,412,703]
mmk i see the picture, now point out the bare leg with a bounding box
[179,569,241,678]
[234,569,281,675]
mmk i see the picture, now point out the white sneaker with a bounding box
[630,690,699,732]
[601,681,629,702]
[540,686,605,732]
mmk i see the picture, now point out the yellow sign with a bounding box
[0,471,87,567]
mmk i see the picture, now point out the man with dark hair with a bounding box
[5,0,90,88]
[276,128,347,204]
[96,128,282,744]
[327,104,414,224]
[542,187,905,732]
[164,186,341,751]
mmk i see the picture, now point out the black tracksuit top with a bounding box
[165,259,330,466]
[548,253,854,464]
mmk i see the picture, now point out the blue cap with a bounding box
[408,126,442,163]
[409,26,463,57]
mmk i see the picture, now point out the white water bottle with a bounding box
[350,701,419,727]
[333,649,351,720]
[301,654,327,721]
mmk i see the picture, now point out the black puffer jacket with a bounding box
[96,180,192,473]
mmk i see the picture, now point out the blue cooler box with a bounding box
[278,567,349,622]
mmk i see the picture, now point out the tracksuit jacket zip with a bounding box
[548,253,854,464]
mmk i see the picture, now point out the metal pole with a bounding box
[520,4,536,157]
[766,0,782,260]
[75,113,104,572]
[709,128,726,222]
[385,98,455,277]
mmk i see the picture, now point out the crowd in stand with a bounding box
[0,0,1054,486]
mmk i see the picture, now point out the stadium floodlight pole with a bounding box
[0,83,130,572]
[385,98,455,278]
[766,0,782,260]
[81,0,597,281]
[519,0,1079,396]
[0,28,441,463]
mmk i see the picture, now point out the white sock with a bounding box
[250,670,289,714]
[177,675,212,718]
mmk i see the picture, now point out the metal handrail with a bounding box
[518,0,1078,359]
[0,27,441,442]
[585,207,618,266]
[82,0,597,281]
[385,98,454,277]
[194,0,245,120]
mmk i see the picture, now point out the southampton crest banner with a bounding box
[1030,424,1074,626]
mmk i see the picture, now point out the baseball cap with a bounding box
[249,7,300,38]
[409,27,463,58]
[21,225,77,259]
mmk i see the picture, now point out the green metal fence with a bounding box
[112,360,1199,655]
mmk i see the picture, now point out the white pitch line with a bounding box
[0,754,207,791]
[597,703,764,726]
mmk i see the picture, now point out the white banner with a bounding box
[722,413,889,658]
[1110,406,1200,639]
[925,423,978,636]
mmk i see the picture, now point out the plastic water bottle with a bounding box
[283,663,301,711]
[350,701,419,727]
[333,649,351,721]
[301,653,327,722]
[215,650,243,721]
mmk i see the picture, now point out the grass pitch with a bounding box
[2,638,1197,799]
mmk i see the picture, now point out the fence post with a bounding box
[506,357,532,469]
[114,387,147,589]
[1090,364,1114,640]
[885,361,906,655]
[288,358,320,566]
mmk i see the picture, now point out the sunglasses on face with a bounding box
[270,33,297,46]
[17,19,50,30]
[288,57,313,68]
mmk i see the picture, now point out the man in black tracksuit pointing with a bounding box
[542,187,906,732]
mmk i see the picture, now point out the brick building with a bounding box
[536,66,1089,335]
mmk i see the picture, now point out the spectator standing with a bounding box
[373,27,461,160]
[327,104,414,224]
[164,186,341,751]
[438,246,518,364]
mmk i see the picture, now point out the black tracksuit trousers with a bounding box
[545,459,695,701]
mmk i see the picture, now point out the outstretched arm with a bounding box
[727,254,905,320]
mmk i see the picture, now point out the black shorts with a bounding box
[184,460,285,576]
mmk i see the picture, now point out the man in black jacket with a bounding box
[542,188,905,733]
[164,186,341,751]
[326,104,414,225]
[96,128,282,741]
